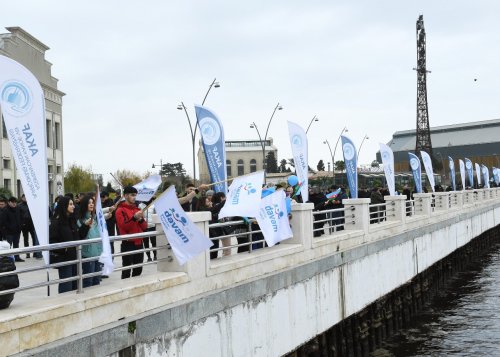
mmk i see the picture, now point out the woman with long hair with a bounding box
[49,196,85,293]
[77,195,103,287]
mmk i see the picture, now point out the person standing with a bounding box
[49,197,85,293]
[180,183,199,212]
[18,194,42,259]
[2,197,23,262]
[77,195,103,287]
[115,186,147,279]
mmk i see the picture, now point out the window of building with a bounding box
[56,165,62,174]
[226,160,232,177]
[3,179,11,192]
[3,159,10,169]
[17,180,22,198]
[46,120,52,148]
[250,159,257,173]
[55,122,61,149]
[237,159,244,176]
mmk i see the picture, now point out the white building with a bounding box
[0,27,65,202]
[198,139,278,183]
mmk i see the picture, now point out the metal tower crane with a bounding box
[414,15,433,158]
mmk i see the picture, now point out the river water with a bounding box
[379,241,500,356]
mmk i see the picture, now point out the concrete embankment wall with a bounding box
[120,205,499,357]
[9,193,500,357]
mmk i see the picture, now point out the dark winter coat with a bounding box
[49,216,84,263]
[0,255,19,309]
[2,205,22,236]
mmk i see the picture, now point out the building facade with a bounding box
[380,119,500,175]
[0,27,65,202]
[198,139,278,183]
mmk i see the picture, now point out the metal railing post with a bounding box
[76,245,83,294]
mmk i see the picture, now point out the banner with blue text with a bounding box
[256,190,293,247]
[218,171,264,219]
[195,104,227,193]
[408,153,422,193]
[379,143,395,196]
[155,186,213,265]
[341,135,358,198]
[0,55,49,264]
[287,121,309,202]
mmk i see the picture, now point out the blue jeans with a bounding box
[57,264,77,293]
[82,260,101,288]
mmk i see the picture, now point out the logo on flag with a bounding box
[466,160,472,170]
[199,117,221,145]
[410,158,419,170]
[1,81,33,116]
[292,134,302,146]
[343,143,355,160]
[155,186,213,265]
[219,171,264,219]
[256,190,293,247]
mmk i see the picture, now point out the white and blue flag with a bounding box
[134,174,162,202]
[0,55,49,264]
[459,159,466,191]
[341,135,358,198]
[408,153,422,193]
[481,165,490,188]
[96,186,114,275]
[493,167,500,186]
[420,151,435,192]
[448,156,456,191]
[218,171,264,219]
[256,190,293,247]
[379,143,395,196]
[195,104,227,193]
[465,158,474,187]
[475,163,482,187]
[155,186,213,265]
[287,121,309,202]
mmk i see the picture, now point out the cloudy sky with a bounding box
[3,1,499,184]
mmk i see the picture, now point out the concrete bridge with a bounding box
[2,189,500,356]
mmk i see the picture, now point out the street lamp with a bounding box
[323,140,334,181]
[357,134,369,160]
[177,78,220,184]
[305,115,319,134]
[152,159,164,175]
[249,102,283,184]
[332,126,348,184]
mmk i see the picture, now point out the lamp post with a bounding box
[357,134,369,160]
[177,78,220,184]
[332,126,348,184]
[249,102,283,184]
[323,140,334,181]
[152,159,163,175]
[305,115,319,134]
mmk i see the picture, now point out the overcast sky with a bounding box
[3,1,500,185]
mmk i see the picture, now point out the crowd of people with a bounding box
[4,176,494,295]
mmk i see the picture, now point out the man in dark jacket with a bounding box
[2,197,23,262]
[18,195,42,259]
[180,183,199,212]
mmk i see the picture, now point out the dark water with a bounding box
[380,242,500,356]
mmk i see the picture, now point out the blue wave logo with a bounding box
[243,182,257,195]
[343,143,355,161]
[274,204,284,219]
[466,161,472,170]
[171,208,188,227]
[292,135,302,146]
[382,152,390,161]
[1,81,33,117]
[410,158,420,170]
[199,117,221,146]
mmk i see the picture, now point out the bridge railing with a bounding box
[1,189,499,301]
